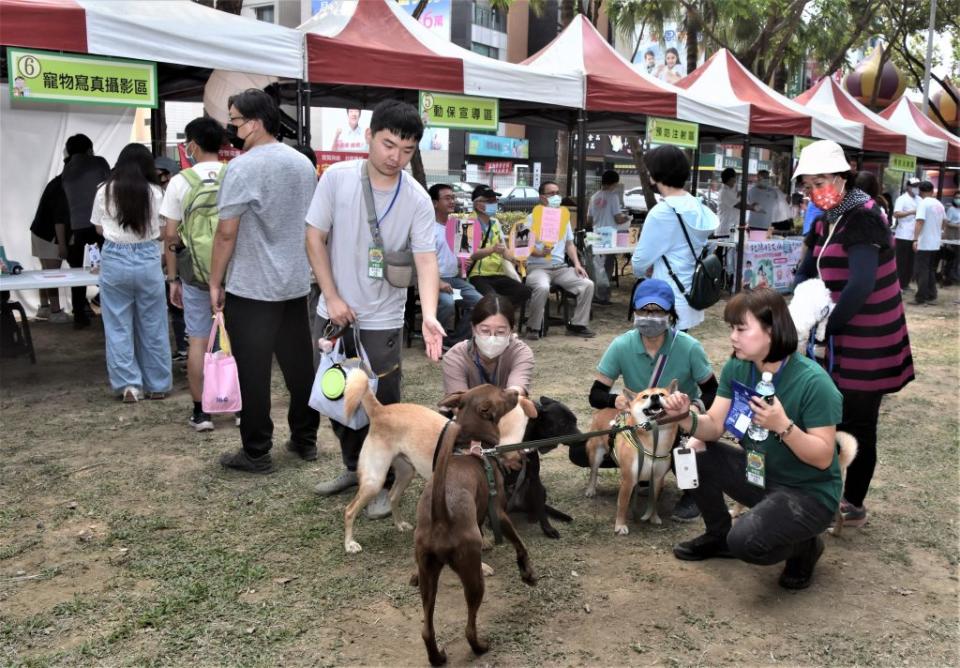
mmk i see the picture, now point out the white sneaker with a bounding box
[48,310,71,324]
[122,386,142,403]
[365,489,392,520]
[313,469,358,496]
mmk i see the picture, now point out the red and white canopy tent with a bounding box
[519,14,750,134]
[795,76,947,162]
[677,49,864,148]
[299,0,582,111]
[0,0,305,81]
[879,96,960,166]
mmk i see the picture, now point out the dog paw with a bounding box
[409,573,419,586]
[584,486,597,498]
[543,526,561,540]
[481,562,495,577]
[396,520,413,532]
[521,568,538,586]
[345,540,363,554]
[481,535,494,551]
[428,648,447,666]
[648,515,662,526]
[469,637,489,655]
[614,524,629,536]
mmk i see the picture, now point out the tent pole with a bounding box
[936,163,945,198]
[691,142,700,196]
[856,151,864,171]
[566,115,575,197]
[734,136,751,293]
[296,79,305,146]
[303,83,312,148]
[150,103,166,158]
[576,109,587,229]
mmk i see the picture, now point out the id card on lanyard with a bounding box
[366,171,403,280]
[737,357,790,488]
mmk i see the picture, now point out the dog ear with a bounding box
[438,391,465,409]
[622,388,637,402]
[667,378,679,393]
[538,395,555,405]
[519,396,538,418]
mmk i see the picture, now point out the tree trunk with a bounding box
[685,13,699,75]
[627,136,657,211]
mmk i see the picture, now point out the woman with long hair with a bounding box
[92,143,171,402]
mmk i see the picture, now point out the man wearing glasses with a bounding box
[207,88,320,474]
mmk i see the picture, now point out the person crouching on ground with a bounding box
[661,288,843,590]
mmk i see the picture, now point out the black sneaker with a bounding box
[673,533,733,561]
[285,439,318,461]
[189,412,214,432]
[219,449,275,474]
[592,297,613,306]
[565,324,596,338]
[779,536,825,590]
[671,492,702,522]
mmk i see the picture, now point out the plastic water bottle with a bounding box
[746,372,776,441]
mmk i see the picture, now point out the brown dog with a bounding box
[413,386,538,666]
[584,381,680,534]
[340,369,537,554]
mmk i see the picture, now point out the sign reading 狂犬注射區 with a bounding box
[7,48,158,108]
[419,91,498,131]
[645,116,699,149]
[888,153,917,173]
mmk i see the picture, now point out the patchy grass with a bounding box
[1,282,957,667]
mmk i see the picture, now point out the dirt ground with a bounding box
[2,281,958,667]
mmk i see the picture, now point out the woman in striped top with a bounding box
[793,140,914,529]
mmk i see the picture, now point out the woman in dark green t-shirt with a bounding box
[662,288,843,590]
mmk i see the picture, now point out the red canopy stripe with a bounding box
[797,78,905,154]
[0,0,87,53]
[305,2,461,92]
[719,52,810,135]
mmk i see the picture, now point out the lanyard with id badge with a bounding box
[723,360,787,488]
[360,162,416,287]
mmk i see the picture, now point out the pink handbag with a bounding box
[202,312,242,414]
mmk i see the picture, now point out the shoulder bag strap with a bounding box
[359,161,385,248]
[660,207,704,297]
[815,212,846,279]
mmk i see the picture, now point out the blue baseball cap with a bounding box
[633,279,674,311]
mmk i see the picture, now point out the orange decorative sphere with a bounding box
[927,79,958,133]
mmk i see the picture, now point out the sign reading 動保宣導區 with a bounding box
[888,153,917,173]
[645,116,699,149]
[7,48,158,108]
[419,91,498,131]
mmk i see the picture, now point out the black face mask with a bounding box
[224,124,245,150]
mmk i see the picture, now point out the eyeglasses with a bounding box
[228,116,250,126]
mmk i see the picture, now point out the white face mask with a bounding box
[546,194,562,208]
[475,334,510,359]
[634,314,670,338]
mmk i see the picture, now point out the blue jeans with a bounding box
[99,241,172,393]
[438,276,483,344]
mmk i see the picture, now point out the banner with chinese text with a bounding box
[420,91,498,131]
[645,116,699,149]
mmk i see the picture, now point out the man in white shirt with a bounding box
[912,181,945,305]
[161,117,226,433]
[717,167,751,236]
[587,170,628,304]
[308,100,443,514]
[940,196,960,286]
[746,170,780,230]
[892,177,921,290]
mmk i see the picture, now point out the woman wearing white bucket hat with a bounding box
[793,140,914,529]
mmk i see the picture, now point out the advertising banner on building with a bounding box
[467,133,529,159]
[8,48,157,108]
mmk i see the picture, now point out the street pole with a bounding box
[921,0,937,116]
[576,109,587,228]
[734,136,751,293]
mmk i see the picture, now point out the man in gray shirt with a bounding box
[208,88,319,474]
[307,100,442,516]
[61,134,110,328]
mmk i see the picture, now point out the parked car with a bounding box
[498,185,541,212]
[623,187,660,216]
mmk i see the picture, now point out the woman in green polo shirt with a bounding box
[663,287,842,590]
[572,278,718,522]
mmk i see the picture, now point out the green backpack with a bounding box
[176,164,226,288]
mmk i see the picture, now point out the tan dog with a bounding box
[340,369,536,554]
[730,432,859,535]
[584,381,680,534]
[413,387,537,666]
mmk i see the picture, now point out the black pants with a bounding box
[913,250,938,303]
[838,389,883,507]
[223,293,319,458]
[67,227,103,322]
[469,275,531,315]
[317,320,402,472]
[895,238,915,289]
[938,245,959,285]
[691,442,834,565]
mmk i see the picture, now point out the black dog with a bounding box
[502,396,579,539]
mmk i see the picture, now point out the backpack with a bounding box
[661,208,723,311]
[176,164,226,288]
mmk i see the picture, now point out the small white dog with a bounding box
[789,278,835,347]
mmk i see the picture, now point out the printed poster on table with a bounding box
[735,239,805,293]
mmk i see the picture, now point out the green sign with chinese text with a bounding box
[8,48,157,108]
[419,91,498,131]
[645,116,699,149]
[793,136,815,155]
[888,153,917,173]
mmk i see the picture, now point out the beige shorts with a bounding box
[31,233,60,261]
